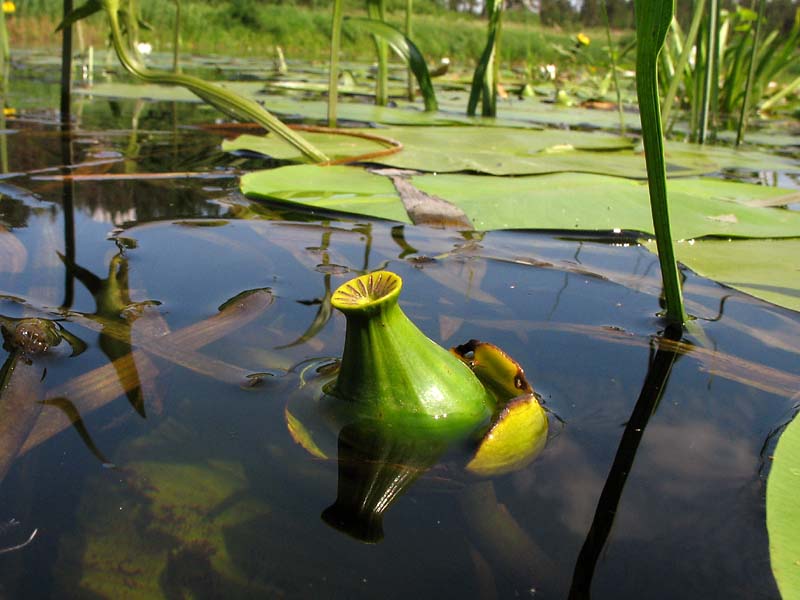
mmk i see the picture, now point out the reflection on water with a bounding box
[0,109,797,598]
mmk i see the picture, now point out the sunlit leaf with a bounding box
[226,127,797,177]
[466,394,548,476]
[240,165,411,223]
[767,411,800,599]
[241,165,800,240]
[645,238,800,312]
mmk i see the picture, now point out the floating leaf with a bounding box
[240,165,411,223]
[241,165,800,240]
[767,411,800,599]
[645,238,800,312]
[226,127,798,177]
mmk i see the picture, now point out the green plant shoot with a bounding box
[346,18,438,112]
[635,0,688,326]
[468,0,502,117]
[328,0,343,127]
[366,0,389,106]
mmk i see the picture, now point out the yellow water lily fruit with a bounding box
[2,1,15,14]
[576,32,591,46]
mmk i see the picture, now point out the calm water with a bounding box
[0,76,799,599]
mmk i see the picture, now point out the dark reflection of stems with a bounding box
[568,324,683,600]
[700,294,733,323]
[546,272,569,321]
[277,273,332,349]
[60,0,73,124]
[390,225,418,259]
[354,223,373,271]
[280,225,380,349]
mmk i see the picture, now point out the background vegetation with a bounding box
[6,0,621,65]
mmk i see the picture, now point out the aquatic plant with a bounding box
[329,271,494,429]
[467,0,502,117]
[634,0,687,325]
[285,271,549,540]
[327,0,438,125]
[288,271,548,470]
[60,0,329,162]
[661,2,800,142]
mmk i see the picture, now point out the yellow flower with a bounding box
[2,1,16,14]
[3,107,16,117]
[576,32,590,46]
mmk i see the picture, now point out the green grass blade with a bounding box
[172,0,181,73]
[468,0,502,117]
[635,0,688,325]
[346,17,438,112]
[328,0,344,127]
[759,73,800,112]
[662,0,705,127]
[467,28,496,116]
[405,0,414,101]
[366,0,389,106]
[735,0,766,146]
[602,0,625,135]
[698,0,718,144]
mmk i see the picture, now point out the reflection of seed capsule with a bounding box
[13,319,60,356]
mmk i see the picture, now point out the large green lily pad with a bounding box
[645,238,800,312]
[767,411,800,599]
[241,165,800,240]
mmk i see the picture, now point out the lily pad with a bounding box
[241,165,410,223]
[645,238,800,312]
[227,127,799,177]
[767,411,800,599]
[241,165,800,240]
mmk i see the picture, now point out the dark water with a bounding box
[0,90,799,599]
